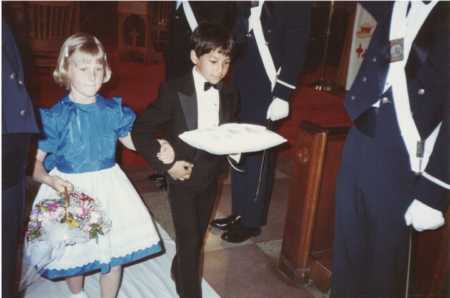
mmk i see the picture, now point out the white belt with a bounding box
[386,0,441,174]
[182,1,198,31]
[251,18,278,91]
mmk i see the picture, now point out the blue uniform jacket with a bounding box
[2,21,39,135]
[233,1,311,101]
[345,2,449,211]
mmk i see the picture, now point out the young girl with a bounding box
[27,33,174,298]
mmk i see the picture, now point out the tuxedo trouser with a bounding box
[2,134,31,298]
[168,180,218,298]
[330,104,416,298]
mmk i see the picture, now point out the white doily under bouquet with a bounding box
[21,189,111,288]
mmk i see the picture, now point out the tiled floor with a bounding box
[125,156,327,298]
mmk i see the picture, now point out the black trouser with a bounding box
[168,180,218,298]
[2,134,31,298]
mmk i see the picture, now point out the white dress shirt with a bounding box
[192,67,220,129]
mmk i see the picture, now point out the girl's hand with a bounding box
[157,139,175,164]
[33,150,73,194]
[49,176,74,194]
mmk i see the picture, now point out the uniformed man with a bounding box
[331,2,450,297]
[2,21,39,298]
[211,1,311,243]
[165,1,236,80]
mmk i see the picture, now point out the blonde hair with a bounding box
[53,33,112,89]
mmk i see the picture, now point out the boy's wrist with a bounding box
[162,159,177,173]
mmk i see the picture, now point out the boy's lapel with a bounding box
[177,73,198,130]
[177,72,233,127]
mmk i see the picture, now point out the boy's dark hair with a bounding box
[190,22,234,58]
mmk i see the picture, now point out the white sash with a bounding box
[249,2,279,91]
[385,0,440,174]
[182,1,198,31]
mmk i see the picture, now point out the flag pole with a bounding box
[311,0,335,93]
[404,229,413,298]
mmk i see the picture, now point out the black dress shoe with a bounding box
[210,214,241,231]
[221,223,261,243]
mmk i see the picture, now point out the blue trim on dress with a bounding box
[41,242,162,280]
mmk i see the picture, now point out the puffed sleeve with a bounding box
[113,97,136,137]
[38,108,59,153]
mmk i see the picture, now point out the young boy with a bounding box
[131,23,238,298]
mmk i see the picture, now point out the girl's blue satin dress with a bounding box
[25,95,162,279]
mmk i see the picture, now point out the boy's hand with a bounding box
[157,139,175,164]
[49,176,74,194]
[168,161,194,181]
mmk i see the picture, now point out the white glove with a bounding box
[266,97,289,121]
[404,199,445,232]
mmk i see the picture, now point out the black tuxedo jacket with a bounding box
[132,73,239,187]
[165,1,236,80]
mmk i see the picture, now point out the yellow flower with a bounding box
[67,217,80,228]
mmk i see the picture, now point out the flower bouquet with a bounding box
[26,190,111,245]
[21,189,111,288]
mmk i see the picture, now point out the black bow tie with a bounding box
[204,82,222,91]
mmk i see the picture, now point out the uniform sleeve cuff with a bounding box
[414,174,450,212]
[273,81,295,101]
